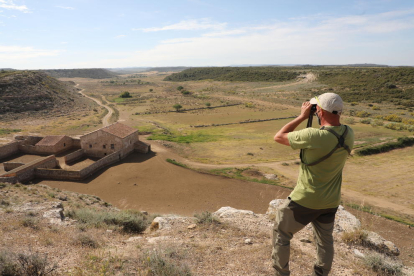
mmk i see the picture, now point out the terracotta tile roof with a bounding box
[36,135,66,146]
[101,122,137,139]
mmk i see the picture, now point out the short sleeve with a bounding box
[288,128,317,150]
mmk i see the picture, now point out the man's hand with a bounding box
[274,102,311,146]
[299,101,313,120]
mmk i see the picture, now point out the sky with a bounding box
[0,0,414,69]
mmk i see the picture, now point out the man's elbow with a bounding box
[274,133,290,146]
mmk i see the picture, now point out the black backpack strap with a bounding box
[300,125,351,166]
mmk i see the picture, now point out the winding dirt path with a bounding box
[76,84,113,126]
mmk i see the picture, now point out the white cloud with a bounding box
[0,0,29,13]
[103,9,414,67]
[134,19,226,32]
[0,45,60,59]
[56,6,75,10]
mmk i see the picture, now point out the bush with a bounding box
[181,90,190,95]
[194,211,220,225]
[0,250,57,276]
[177,86,184,91]
[65,208,148,234]
[143,249,192,276]
[74,234,100,248]
[343,117,355,125]
[384,123,405,131]
[21,218,40,230]
[17,252,57,276]
[0,251,20,276]
[356,111,371,118]
[363,252,402,275]
[371,119,384,127]
[383,114,403,122]
[119,91,131,98]
[360,118,371,124]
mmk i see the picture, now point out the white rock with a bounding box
[214,207,257,218]
[354,249,365,259]
[266,199,288,220]
[334,206,361,233]
[151,216,195,230]
[264,174,278,180]
[126,236,142,242]
[245,238,253,244]
[364,231,400,256]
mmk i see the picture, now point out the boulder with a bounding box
[214,206,257,218]
[363,231,400,256]
[266,199,288,220]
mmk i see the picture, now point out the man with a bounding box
[272,93,354,276]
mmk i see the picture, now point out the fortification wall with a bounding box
[0,141,20,160]
[64,149,84,164]
[35,168,82,181]
[80,152,119,178]
[0,156,57,183]
[3,162,24,171]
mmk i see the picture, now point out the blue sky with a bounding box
[1,0,414,69]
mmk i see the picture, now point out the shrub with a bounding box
[17,252,57,276]
[143,249,192,276]
[371,119,384,127]
[66,208,148,234]
[363,252,402,275]
[21,218,40,230]
[355,111,371,118]
[360,118,371,124]
[384,123,405,131]
[119,91,131,98]
[245,102,255,108]
[194,211,220,225]
[383,114,403,122]
[181,90,190,95]
[372,106,380,110]
[343,117,355,125]
[0,251,20,276]
[177,86,184,91]
[75,234,100,248]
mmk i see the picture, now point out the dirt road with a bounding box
[76,84,113,126]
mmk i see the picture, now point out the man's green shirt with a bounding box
[287,125,354,209]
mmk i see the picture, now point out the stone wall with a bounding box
[0,141,20,160]
[15,136,43,146]
[80,152,120,178]
[0,176,17,184]
[35,168,82,181]
[19,145,44,155]
[0,155,57,183]
[3,162,24,171]
[64,149,84,164]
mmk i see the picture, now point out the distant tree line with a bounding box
[163,67,300,82]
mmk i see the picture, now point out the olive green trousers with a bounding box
[272,200,337,276]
